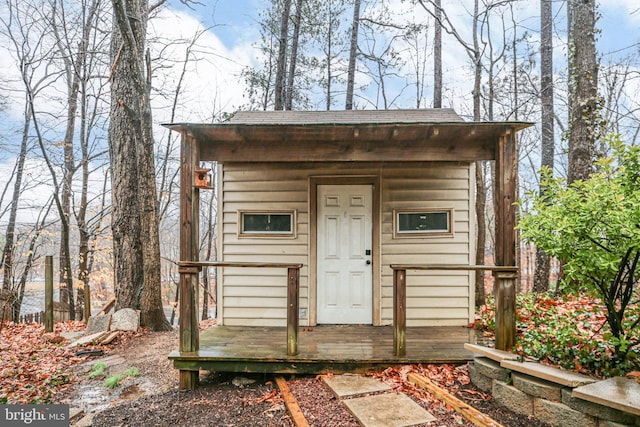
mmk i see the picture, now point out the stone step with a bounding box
[572,377,640,417]
[501,359,596,387]
[323,374,391,398]
[323,374,436,427]
[464,343,519,363]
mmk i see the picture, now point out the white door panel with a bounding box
[317,185,372,324]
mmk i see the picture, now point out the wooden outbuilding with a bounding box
[166,109,530,389]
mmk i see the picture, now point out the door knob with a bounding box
[366,260,371,265]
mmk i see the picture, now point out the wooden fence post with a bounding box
[83,284,91,322]
[45,256,53,332]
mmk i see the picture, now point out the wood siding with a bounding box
[218,162,474,327]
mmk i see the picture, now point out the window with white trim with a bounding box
[238,210,296,237]
[393,209,453,238]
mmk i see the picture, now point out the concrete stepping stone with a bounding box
[343,393,436,427]
[323,374,391,397]
[572,377,640,416]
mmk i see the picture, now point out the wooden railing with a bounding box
[178,261,303,356]
[390,264,519,357]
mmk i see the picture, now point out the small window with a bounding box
[394,209,453,238]
[239,210,296,237]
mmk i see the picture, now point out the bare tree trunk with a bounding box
[110,0,170,330]
[567,0,598,184]
[433,0,442,108]
[52,0,82,320]
[345,0,361,110]
[109,9,144,311]
[534,0,555,293]
[470,0,486,307]
[274,0,292,110]
[1,101,30,292]
[285,0,304,110]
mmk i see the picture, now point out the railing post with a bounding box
[45,256,53,333]
[393,268,406,357]
[493,270,517,351]
[287,267,299,356]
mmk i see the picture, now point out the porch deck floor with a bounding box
[170,325,478,375]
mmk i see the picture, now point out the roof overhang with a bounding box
[164,120,532,163]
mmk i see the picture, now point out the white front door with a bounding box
[317,185,373,324]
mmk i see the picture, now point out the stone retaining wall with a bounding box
[469,357,640,427]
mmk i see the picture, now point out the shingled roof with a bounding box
[228,109,465,125]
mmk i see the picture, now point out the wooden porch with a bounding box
[169,325,478,375]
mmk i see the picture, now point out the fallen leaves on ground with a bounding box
[0,321,88,404]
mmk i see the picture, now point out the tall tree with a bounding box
[345,0,361,109]
[285,0,304,110]
[567,0,599,184]
[433,0,442,108]
[274,0,292,110]
[109,0,170,330]
[533,0,554,293]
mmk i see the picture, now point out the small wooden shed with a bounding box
[167,109,530,389]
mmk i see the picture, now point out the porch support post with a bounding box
[287,267,299,356]
[179,132,200,390]
[494,130,518,350]
[393,268,406,357]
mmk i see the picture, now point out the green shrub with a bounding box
[476,293,640,377]
[518,135,640,365]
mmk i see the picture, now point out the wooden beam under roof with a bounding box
[164,122,531,162]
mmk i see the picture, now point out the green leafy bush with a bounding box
[475,293,640,377]
[518,135,640,365]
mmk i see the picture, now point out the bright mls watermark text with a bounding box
[2,405,69,426]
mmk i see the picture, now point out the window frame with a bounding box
[237,210,297,238]
[393,208,454,238]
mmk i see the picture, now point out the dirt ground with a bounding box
[55,327,548,427]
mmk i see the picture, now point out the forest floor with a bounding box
[1,320,549,426]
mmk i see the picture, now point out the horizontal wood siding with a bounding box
[220,163,310,326]
[220,162,473,327]
[381,162,473,327]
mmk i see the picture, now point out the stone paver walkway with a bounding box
[323,374,436,427]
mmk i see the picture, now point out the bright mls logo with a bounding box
[2,405,68,426]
